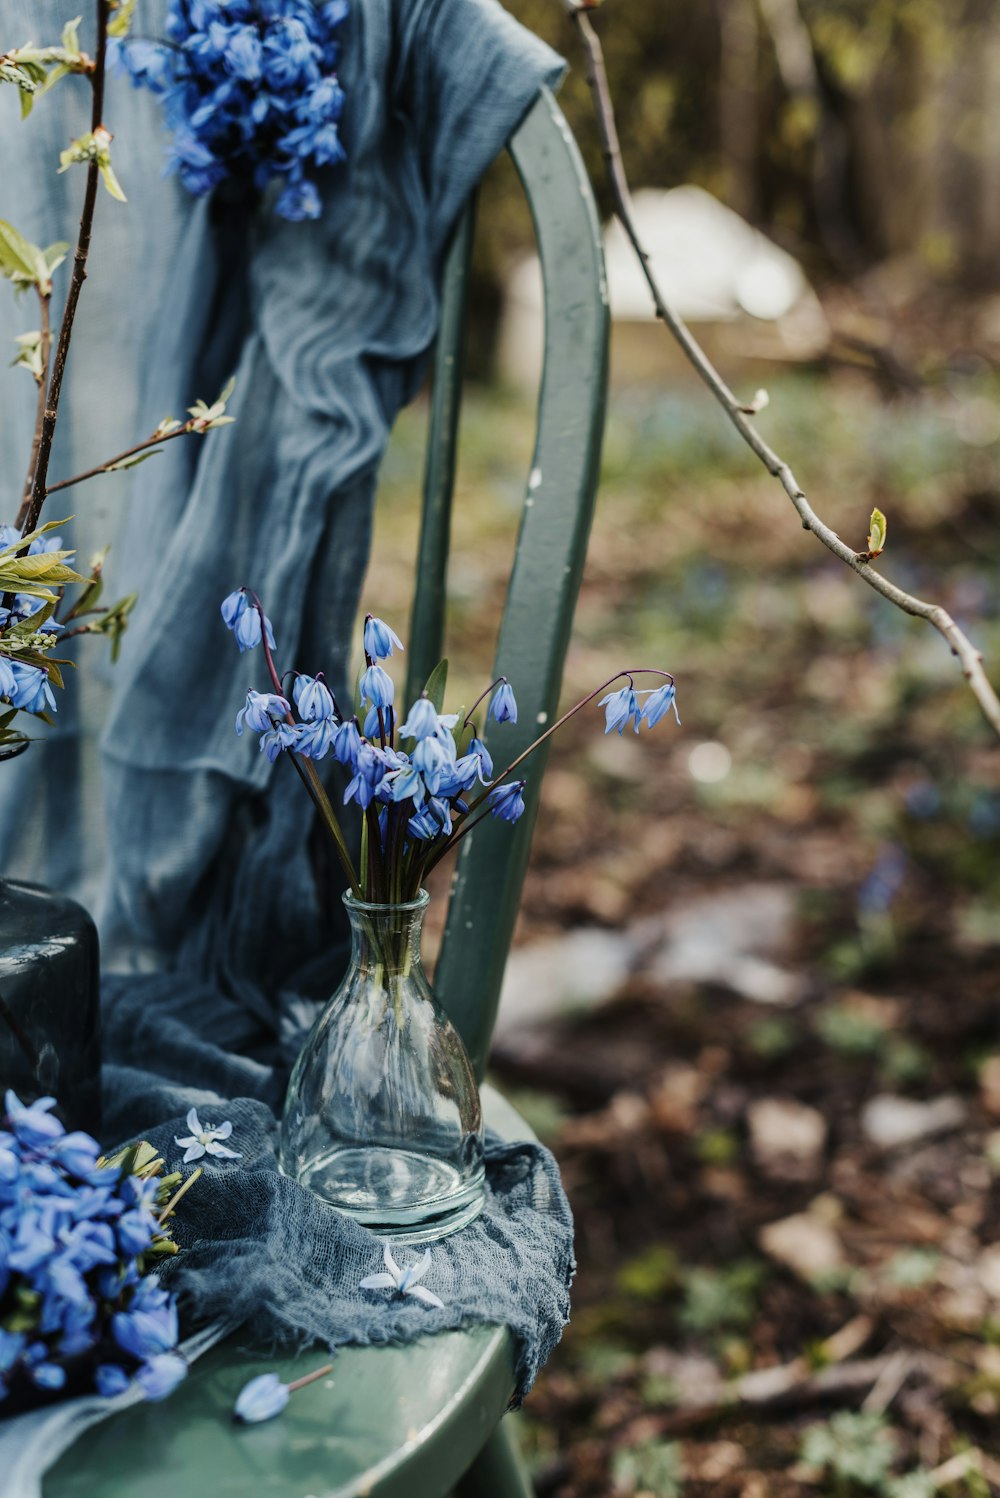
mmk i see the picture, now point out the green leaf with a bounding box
[867,506,887,558]
[107,0,139,39]
[422,658,449,712]
[105,450,163,473]
[0,219,44,286]
[60,15,82,54]
[0,515,73,558]
[98,152,127,203]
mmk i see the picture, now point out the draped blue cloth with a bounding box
[0,2,574,1486]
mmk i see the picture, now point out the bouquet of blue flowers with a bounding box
[116,0,349,221]
[0,1091,197,1410]
[223,589,680,903]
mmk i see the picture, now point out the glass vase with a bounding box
[280,889,485,1242]
[0,878,101,1136]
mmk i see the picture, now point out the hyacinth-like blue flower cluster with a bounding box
[116,0,349,221]
[0,523,65,718]
[0,1092,186,1406]
[222,591,524,851]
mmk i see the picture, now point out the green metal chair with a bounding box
[45,84,608,1498]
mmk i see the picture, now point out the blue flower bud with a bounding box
[293,674,335,722]
[233,1372,290,1425]
[360,664,394,710]
[333,718,362,767]
[467,736,493,781]
[488,781,527,823]
[489,682,517,725]
[364,616,404,661]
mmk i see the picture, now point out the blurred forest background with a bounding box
[371,2,1000,1494]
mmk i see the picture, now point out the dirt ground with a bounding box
[372,365,1000,1497]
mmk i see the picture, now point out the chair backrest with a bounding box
[403,87,609,1080]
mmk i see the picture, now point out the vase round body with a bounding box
[280,890,485,1241]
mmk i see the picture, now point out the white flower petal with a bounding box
[359,1273,396,1291]
[405,1285,444,1310]
[174,1134,197,1150]
[185,1107,201,1135]
[383,1245,401,1282]
[213,1120,233,1139]
[204,1141,241,1159]
[181,1142,205,1164]
[409,1249,432,1284]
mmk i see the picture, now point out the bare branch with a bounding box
[564,5,1000,742]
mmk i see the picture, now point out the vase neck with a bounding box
[343,892,428,977]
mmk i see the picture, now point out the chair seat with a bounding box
[44,1089,530,1498]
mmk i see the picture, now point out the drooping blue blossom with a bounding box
[465,736,493,783]
[411,734,454,795]
[295,716,336,760]
[599,685,640,735]
[293,674,335,722]
[121,1,349,221]
[8,662,56,716]
[221,590,276,654]
[360,664,394,711]
[489,682,518,725]
[236,690,290,736]
[488,781,527,824]
[382,762,425,807]
[259,722,299,763]
[364,616,404,661]
[398,695,439,742]
[363,703,394,741]
[344,742,385,811]
[234,1371,291,1425]
[639,682,680,728]
[332,717,362,768]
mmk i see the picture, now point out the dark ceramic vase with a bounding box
[0,878,101,1136]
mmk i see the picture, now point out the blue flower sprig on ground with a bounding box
[0,1092,198,1408]
[222,589,679,903]
[117,0,349,221]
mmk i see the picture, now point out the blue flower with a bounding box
[411,734,454,794]
[236,690,289,735]
[364,616,404,661]
[489,682,517,725]
[111,1297,178,1362]
[5,1092,63,1148]
[466,736,493,782]
[599,685,640,735]
[295,716,336,760]
[488,781,527,823]
[639,683,680,728]
[360,664,394,711]
[136,1351,187,1402]
[233,1371,290,1424]
[0,657,16,700]
[9,662,56,716]
[382,763,425,806]
[332,718,362,767]
[125,1,348,221]
[259,722,299,763]
[95,1363,131,1398]
[344,742,383,810]
[293,674,334,722]
[398,696,438,741]
[221,590,276,654]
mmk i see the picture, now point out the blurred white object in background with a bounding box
[498,185,828,388]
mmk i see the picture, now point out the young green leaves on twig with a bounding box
[865,508,887,563]
[0,221,68,298]
[59,124,126,202]
[0,16,95,118]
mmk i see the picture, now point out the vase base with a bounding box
[294,1145,486,1242]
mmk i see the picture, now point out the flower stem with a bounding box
[16,0,109,539]
[286,1363,334,1394]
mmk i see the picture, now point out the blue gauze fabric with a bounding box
[0,0,574,1485]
